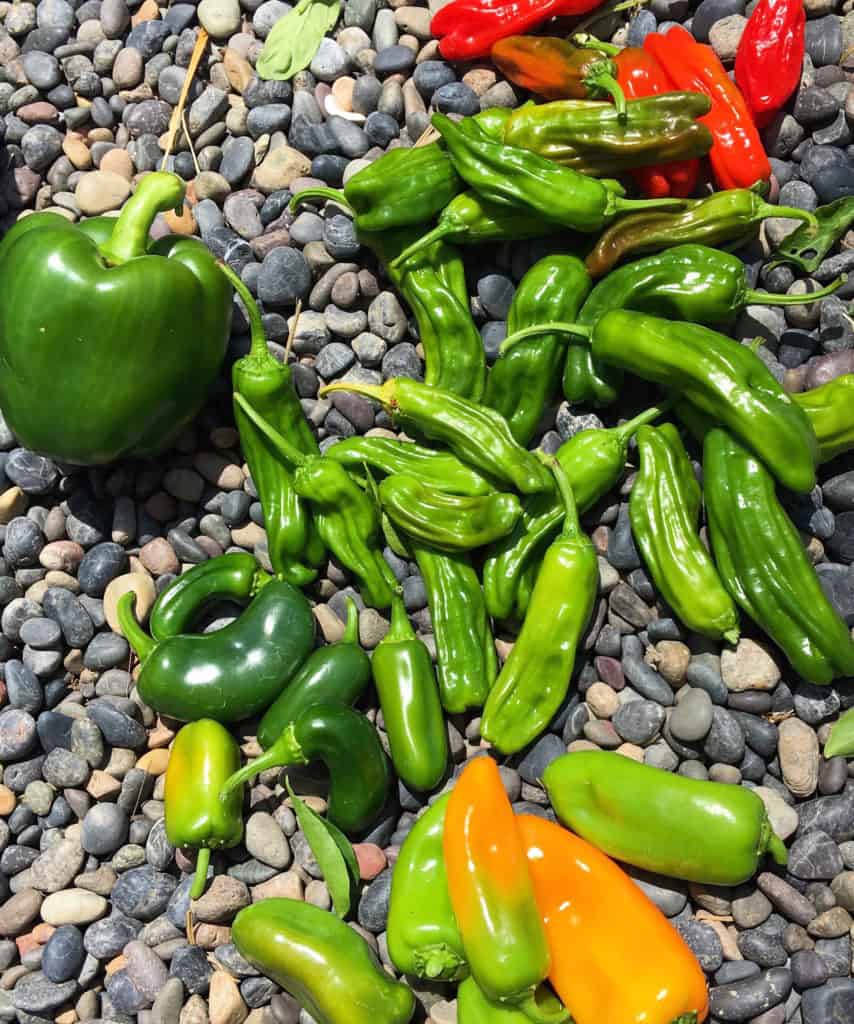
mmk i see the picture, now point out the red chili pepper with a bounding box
[431,0,605,61]
[735,0,805,129]
[644,25,771,190]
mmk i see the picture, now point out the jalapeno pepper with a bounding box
[544,750,788,884]
[793,376,854,464]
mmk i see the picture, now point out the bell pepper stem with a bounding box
[116,591,156,661]
[289,187,354,218]
[233,392,308,469]
[499,322,591,355]
[744,274,846,306]
[219,723,308,799]
[217,261,272,363]
[389,224,455,269]
[613,401,674,445]
[190,847,211,900]
[342,596,360,644]
[99,171,186,265]
[539,455,581,540]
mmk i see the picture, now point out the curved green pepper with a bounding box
[116,581,314,723]
[825,707,854,757]
[793,376,854,464]
[232,899,415,1024]
[257,597,371,749]
[372,596,448,791]
[220,703,389,833]
[544,750,788,885]
[387,793,467,981]
[458,977,568,1024]
[164,719,243,898]
[630,424,740,644]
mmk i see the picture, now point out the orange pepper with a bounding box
[518,814,709,1024]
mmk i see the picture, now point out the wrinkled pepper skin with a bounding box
[0,172,232,465]
[492,36,625,107]
[735,0,804,128]
[704,429,854,684]
[149,553,270,641]
[372,596,448,792]
[519,815,709,1024]
[221,703,389,832]
[387,793,467,981]
[544,751,788,885]
[444,757,553,1017]
[165,719,244,899]
[484,255,592,445]
[766,197,854,274]
[256,597,370,750]
[232,899,415,1024]
[458,977,568,1024]
[116,582,314,723]
[794,376,854,464]
[630,424,740,644]
[590,310,818,493]
[481,460,598,755]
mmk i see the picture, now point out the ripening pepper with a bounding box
[544,750,788,884]
[735,0,805,128]
[0,172,232,465]
[164,720,244,899]
[793,376,854,464]
[457,977,568,1024]
[766,196,854,274]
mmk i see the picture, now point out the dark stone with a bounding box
[788,830,845,881]
[357,869,392,932]
[708,968,792,1021]
[41,925,85,984]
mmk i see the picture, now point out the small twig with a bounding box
[414,124,440,148]
[161,27,209,170]
[186,908,196,945]
[285,298,302,362]
[183,110,201,176]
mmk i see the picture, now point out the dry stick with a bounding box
[414,124,440,148]
[160,27,210,170]
[284,299,302,362]
[182,110,202,177]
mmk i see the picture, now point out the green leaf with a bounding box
[256,0,341,82]
[286,779,358,917]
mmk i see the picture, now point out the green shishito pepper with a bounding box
[221,703,389,833]
[481,460,598,755]
[793,376,854,464]
[544,751,788,885]
[372,596,448,791]
[589,310,818,494]
[630,424,740,644]
[387,793,466,981]
[257,597,371,750]
[457,977,568,1024]
[164,719,243,899]
[232,899,415,1024]
[116,582,314,723]
[704,429,854,685]
[0,172,232,465]
[319,378,553,496]
[149,553,270,641]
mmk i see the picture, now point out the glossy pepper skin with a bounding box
[519,815,709,1024]
[221,703,389,832]
[149,553,270,641]
[704,429,854,684]
[544,750,788,885]
[590,310,818,493]
[256,597,370,750]
[825,708,854,758]
[116,583,314,723]
[0,172,231,465]
[165,719,244,899]
[232,899,415,1024]
[631,424,740,643]
[793,376,854,464]
[482,460,598,755]
[765,196,854,274]
[458,977,567,1024]
[372,596,448,792]
[387,793,467,981]
[320,377,553,495]
[484,255,592,446]
[735,0,805,128]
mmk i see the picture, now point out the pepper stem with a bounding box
[233,392,308,469]
[612,401,674,445]
[99,171,186,265]
[389,224,455,269]
[384,594,415,643]
[539,454,581,540]
[500,321,590,355]
[319,380,394,409]
[218,261,271,362]
[251,570,273,596]
[758,202,820,231]
[573,33,620,55]
[289,187,354,217]
[587,69,627,117]
[766,829,789,867]
[744,274,846,306]
[342,596,360,645]
[417,945,466,981]
[190,847,211,900]
[116,591,156,661]
[219,723,307,800]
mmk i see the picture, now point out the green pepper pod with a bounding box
[703,429,854,684]
[232,899,415,1024]
[372,596,448,791]
[825,708,854,758]
[766,196,854,273]
[544,750,788,885]
[387,793,467,981]
[164,719,244,899]
[483,254,592,445]
[458,977,568,1024]
[221,703,389,832]
[319,377,553,496]
[590,310,818,494]
[481,459,598,755]
[379,475,521,552]
[630,424,740,644]
[149,553,271,641]
[117,582,314,723]
[257,597,371,749]
[793,376,854,464]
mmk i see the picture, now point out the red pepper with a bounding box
[644,25,771,190]
[431,0,605,61]
[735,0,805,129]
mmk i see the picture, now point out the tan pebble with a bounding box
[75,170,132,216]
[285,793,327,814]
[147,721,176,749]
[463,67,497,96]
[99,147,134,180]
[194,171,231,204]
[243,1010,268,1024]
[251,146,311,194]
[39,540,85,572]
[250,871,305,902]
[194,452,244,489]
[616,742,645,762]
[398,33,419,51]
[56,1012,77,1024]
[586,681,619,718]
[86,770,122,799]
[164,203,197,235]
[31,923,55,943]
[44,570,80,593]
[209,971,248,1024]
[655,640,691,687]
[139,537,180,576]
[194,924,233,950]
[331,76,355,112]
[429,1000,457,1024]
[567,739,600,753]
[353,843,386,881]
[180,994,210,1024]
[104,572,156,634]
[41,889,108,926]
[779,718,820,798]
[223,48,254,93]
[365,427,397,439]
[15,933,40,958]
[313,604,346,643]
[0,487,27,525]
[64,649,84,675]
[137,748,170,775]
[231,522,266,548]
[106,953,128,975]
[131,0,159,23]
[0,785,15,817]
[494,638,514,661]
[721,638,781,692]
[62,133,92,170]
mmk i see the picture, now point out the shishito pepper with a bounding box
[165,719,244,899]
[704,429,854,684]
[793,376,854,464]
[519,815,709,1024]
[481,459,598,755]
[544,750,788,884]
[0,172,232,465]
[458,977,567,1024]
[444,757,555,1019]
[232,899,415,1024]
[116,583,314,723]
